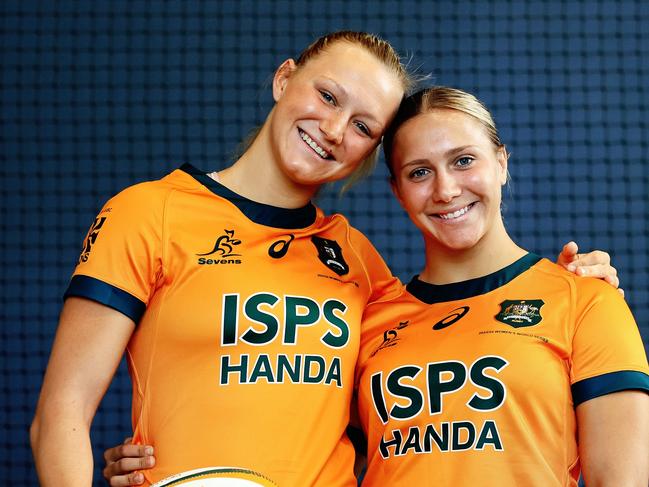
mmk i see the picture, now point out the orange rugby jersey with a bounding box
[65,164,402,487]
[355,253,649,486]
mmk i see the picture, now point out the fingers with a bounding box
[104,442,153,464]
[574,263,621,290]
[104,455,155,486]
[559,246,624,293]
[571,250,611,268]
[557,241,579,268]
[565,250,611,273]
[574,262,617,280]
[103,440,155,486]
[563,241,579,259]
[107,471,145,487]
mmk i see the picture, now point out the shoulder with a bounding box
[531,258,619,300]
[348,225,376,250]
[317,212,380,253]
[540,258,623,305]
[533,259,635,335]
[101,169,200,221]
[109,170,186,205]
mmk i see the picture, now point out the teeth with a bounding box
[299,130,329,159]
[438,205,471,220]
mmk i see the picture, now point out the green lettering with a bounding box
[242,293,280,345]
[303,355,325,383]
[284,296,320,343]
[321,300,349,348]
[324,357,342,386]
[249,354,275,383]
[387,365,424,420]
[221,294,239,345]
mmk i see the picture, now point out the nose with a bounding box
[320,111,346,145]
[433,169,462,203]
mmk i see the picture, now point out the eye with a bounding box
[455,156,474,168]
[408,167,431,180]
[354,121,371,136]
[319,90,337,106]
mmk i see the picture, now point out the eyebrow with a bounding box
[445,145,480,157]
[399,146,481,169]
[321,77,348,102]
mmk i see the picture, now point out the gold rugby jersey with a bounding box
[356,253,649,486]
[65,164,402,486]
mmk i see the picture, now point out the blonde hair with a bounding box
[383,86,507,178]
[296,31,414,92]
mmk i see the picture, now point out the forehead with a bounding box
[393,109,491,158]
[299,42,404,121]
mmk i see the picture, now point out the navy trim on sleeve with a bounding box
[571,370,649,407]
[63,275,147,323]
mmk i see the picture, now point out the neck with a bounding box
[217,122,318,209]
[418,218,526,284]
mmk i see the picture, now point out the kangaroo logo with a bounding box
[79,216,107,263]
[370,321,410,357]
[197,229,242,257]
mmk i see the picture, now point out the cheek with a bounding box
[396,181,428,214]
[482,174,503,210]
[280,86,319,116]
[466,169,500,200]
[344,134,375,163]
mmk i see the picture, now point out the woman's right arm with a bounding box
[31,297,136,486]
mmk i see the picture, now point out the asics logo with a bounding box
[268,234,295,259]
[433,306,470,330]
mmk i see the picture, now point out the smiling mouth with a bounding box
[435,202,476,220]
[299,129,333,159]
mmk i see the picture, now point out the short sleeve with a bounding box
[348,227,404,306]
[63,181,167,323]
[570,278,649,406]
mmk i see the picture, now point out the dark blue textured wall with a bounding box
[2,1,647,483]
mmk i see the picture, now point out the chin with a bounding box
[443,240,481,252]
[427,230,485,253]
[288,169,330,186]
[281,158,335,186]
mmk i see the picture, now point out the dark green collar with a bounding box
[181,163,317,229]
[406,253,542,304]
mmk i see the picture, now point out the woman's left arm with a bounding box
[577,390,649,486]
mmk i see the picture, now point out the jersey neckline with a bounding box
[406,252,543,304]
[181,163,318,229]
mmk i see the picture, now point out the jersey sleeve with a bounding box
[570,278,649,406]
[63,181,168,323]
[347,227,404,306]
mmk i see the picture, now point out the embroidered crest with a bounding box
[495,299,544,328]
[311,236,349,276]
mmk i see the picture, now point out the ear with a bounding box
[272,59,298,102]
[496,145,509,185]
